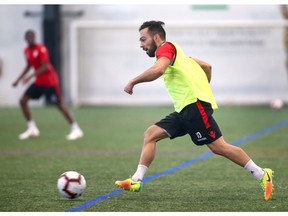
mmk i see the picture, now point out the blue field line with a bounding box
[65,119,288,212]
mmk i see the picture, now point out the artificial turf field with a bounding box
[0,105,287,212]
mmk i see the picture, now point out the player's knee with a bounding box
[143,127,152,142]
[210,146,224,156]
[19,97,27,106]
[207,139,228,156]
[143,126,158,143]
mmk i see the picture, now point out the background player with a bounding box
[12,30,83,141]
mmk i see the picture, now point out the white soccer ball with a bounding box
[270,99,283,110]
[57,171,86,199]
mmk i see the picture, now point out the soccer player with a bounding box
[12,30,83,141]
[115,21,273,201]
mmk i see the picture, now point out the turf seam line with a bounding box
[65,119,288,212]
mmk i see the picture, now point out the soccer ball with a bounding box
[57,171,86,199]
[270,99,283,110]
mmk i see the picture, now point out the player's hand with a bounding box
[124,81,134,95]
[22,75,32,85]
[12,80,19,87]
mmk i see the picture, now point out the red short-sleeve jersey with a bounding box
[24,43,59,86]
[156,42,176,62]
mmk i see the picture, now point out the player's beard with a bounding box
[146,40,157,57]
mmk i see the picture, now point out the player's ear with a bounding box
[153,33,160,41]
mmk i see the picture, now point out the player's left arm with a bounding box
[191,57,212,83]
[124,57,170,95]
[22,61,49,84]
[34,61,49,76]
[34,45,50,76]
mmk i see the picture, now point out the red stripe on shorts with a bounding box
[196,101,210,129]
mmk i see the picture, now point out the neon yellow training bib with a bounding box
[160,42,218,112]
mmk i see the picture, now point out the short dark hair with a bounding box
[25,29,35,37]
[139,21,166,40]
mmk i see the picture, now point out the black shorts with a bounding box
[23,83,61,104]
[155,100,222,145]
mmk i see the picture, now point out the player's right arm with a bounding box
[124,57,170,95]
[12,64,31,87]
[124,42,174,95]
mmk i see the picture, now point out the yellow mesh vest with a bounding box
[161,42,218,112]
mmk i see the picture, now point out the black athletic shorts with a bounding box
[24,83,61,104]
[155,100,222,145]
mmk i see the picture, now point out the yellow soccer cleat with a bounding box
[115,178,142,192]
[259,168,274,201]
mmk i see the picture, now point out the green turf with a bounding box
[0,105,287,212]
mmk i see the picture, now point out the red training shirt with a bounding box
[24,43,59,86]
[156,42,176,62]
